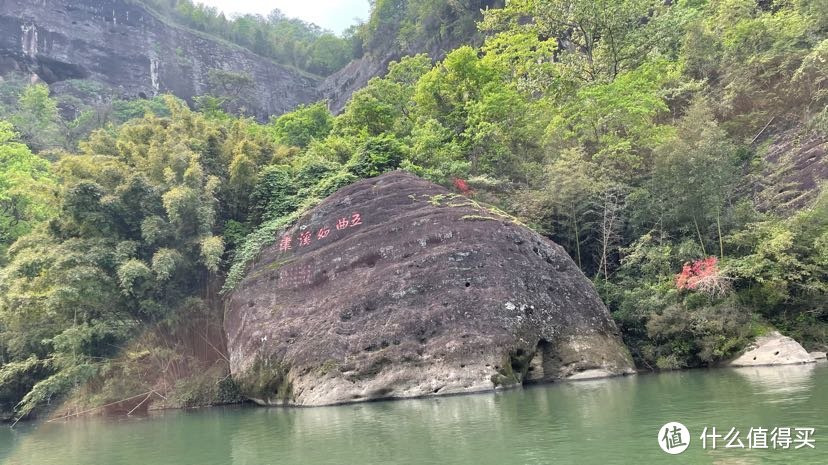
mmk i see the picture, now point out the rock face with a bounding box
[728,331,816,367]
[0,1,507,118]
[225,171,634,406]
[0,0,319,120]
[810,351,827,361]
[758,126,827,213]
[319,0,505,113]
[318,53,394,114]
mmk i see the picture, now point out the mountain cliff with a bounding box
[0,0,503,118]
[0,0,320,120]
[320,0,505,113]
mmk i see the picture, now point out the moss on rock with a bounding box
[234,356,294,405]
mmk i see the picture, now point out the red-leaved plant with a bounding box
[675,256,731,297]
[453,178,472,194]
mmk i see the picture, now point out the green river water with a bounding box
[2,363,827,465]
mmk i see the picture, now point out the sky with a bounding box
[197,0,371,34]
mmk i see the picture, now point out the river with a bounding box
[2,363,827,465]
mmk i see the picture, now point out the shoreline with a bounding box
[8,359,825,426]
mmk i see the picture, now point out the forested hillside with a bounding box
[139,0,360,76]
[1,0,826,421]
[138,0,501,77]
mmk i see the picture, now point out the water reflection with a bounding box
[731,364,816,404]
[2,364,827,465]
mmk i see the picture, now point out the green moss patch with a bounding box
[234,356,294,404]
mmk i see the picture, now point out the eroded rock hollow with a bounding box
[225,171,634,406]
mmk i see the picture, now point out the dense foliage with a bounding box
[0,122,56,260]
[141,0,360,76]
[362,0,504,55]
[140,0,503,76]
[0,0,826,420]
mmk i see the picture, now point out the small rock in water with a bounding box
[810,351,827,361]
[728,331,816,367]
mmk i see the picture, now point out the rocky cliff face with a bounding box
[0,1,505,118]
[319,0,505,113]
[225,171,634,406]
[318,53,392,114]
[0,0,320,119]
[757,126,827,213]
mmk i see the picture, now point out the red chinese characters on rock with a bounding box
[276,212,363,253]
[336,217,350,231]
[279,235,292,252]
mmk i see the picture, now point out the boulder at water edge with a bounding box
[808,351,826,361]
[728,331,816,367]
[225,171,635,406]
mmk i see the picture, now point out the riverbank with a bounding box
[5,356,825,426]
[4,363,827,465]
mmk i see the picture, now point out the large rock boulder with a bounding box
[728,331,816,367]
[225,171,634,406]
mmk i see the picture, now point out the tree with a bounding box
[347,135,405,178]
[792,39,828,132]
[517,147,604,271]
[143,1,357,76]
[269,102,333,148]
[248,164,298,225]
[701,0,814,135]
[305,34,352,75]
[207,69,255,114]
[414,47,499,133]
[0,98,277,416]
[335,54,432,138]
[647,100,739,255]
[0,121,56,255]
[546,60,676,177]
[727,190,828,320]
[481,0,682,83]
[10,84,62,151]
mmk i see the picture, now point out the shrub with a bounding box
[347,135,405,178]
[675,256,732,297]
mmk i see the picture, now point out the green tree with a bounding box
[546,61,676,177]
[347,135,405,178]
[0,97,273,417]
[248,165,298,225]
[336,54,432,138]
[645,100,739,256]
[305,34,352,75]
[0,121,57,255]
[482,0,683,82]
[10,84,62,151]
[269,102,333,148]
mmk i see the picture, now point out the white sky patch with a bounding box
[197,0,370,34]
